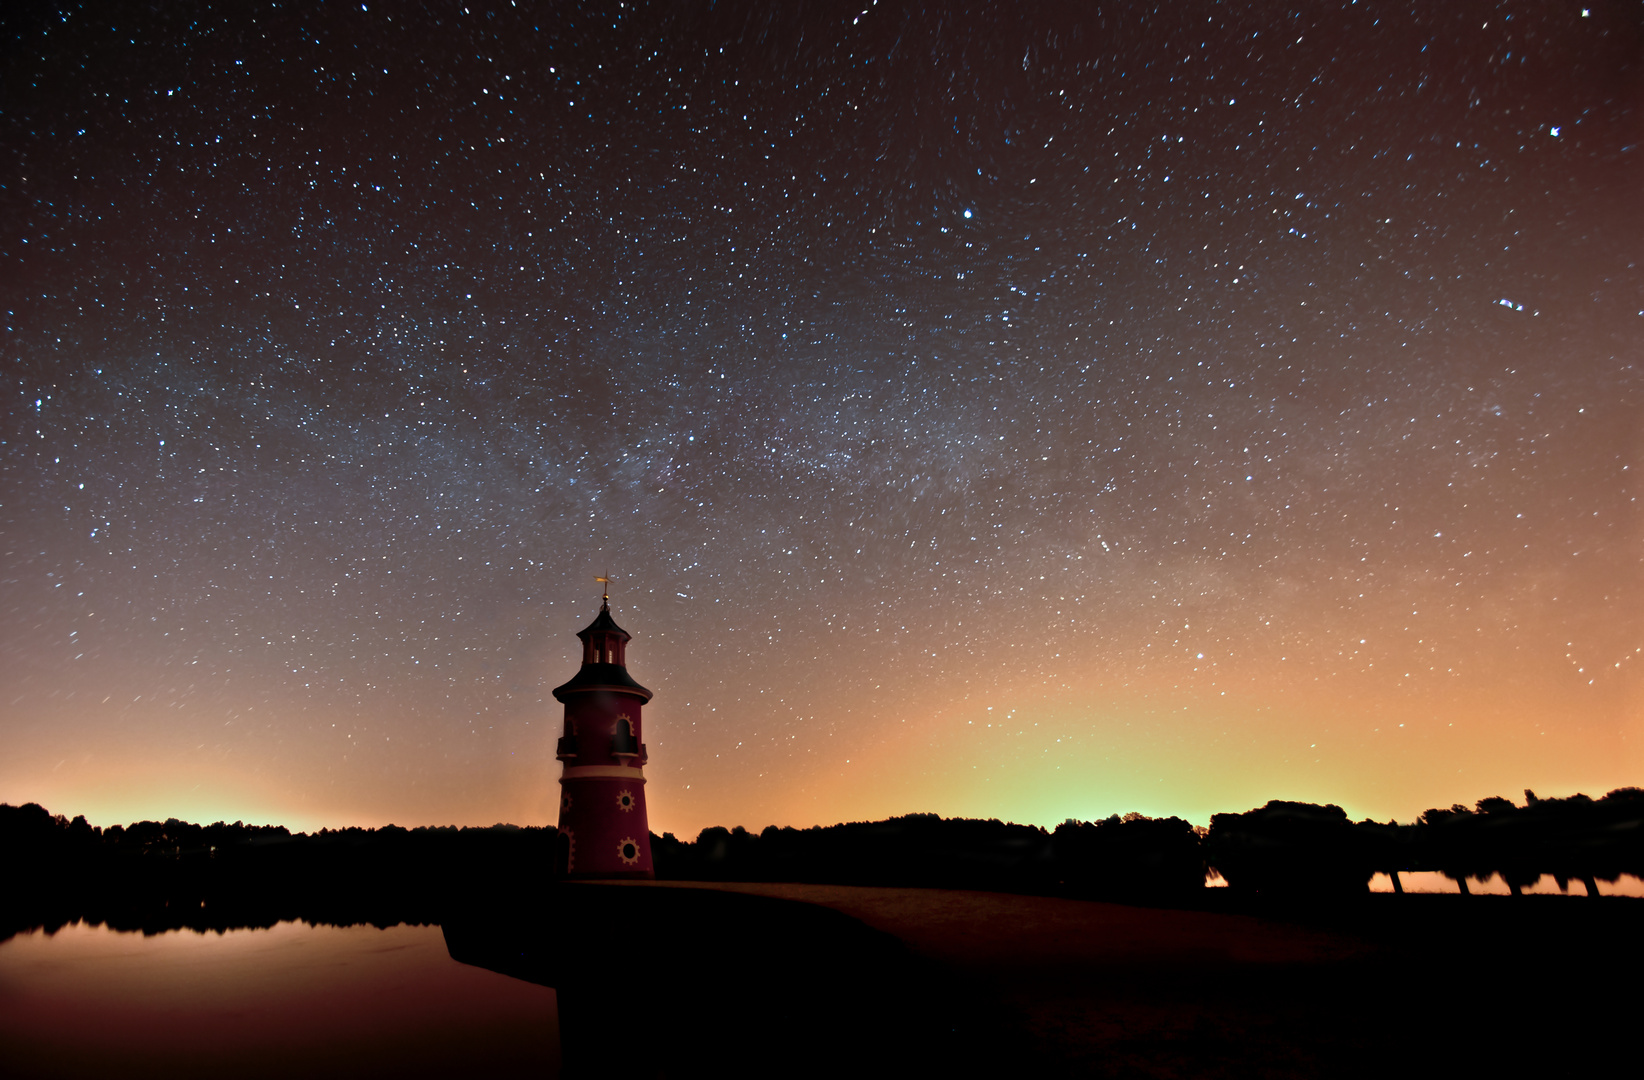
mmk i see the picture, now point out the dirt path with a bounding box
[618,881,1381,1077]
[634,879,1365,966]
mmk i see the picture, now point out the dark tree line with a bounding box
[1205,789,1644,896]
[0,802,556,941]
[6,788,1640,940]
[649,812,1207,904]
[653,813,1061,891]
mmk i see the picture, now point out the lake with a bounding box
[0,882,974,1079]
[0,921,559,1079]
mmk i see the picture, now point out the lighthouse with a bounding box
[552,585,654,878]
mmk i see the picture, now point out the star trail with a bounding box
[3,2,1640,833]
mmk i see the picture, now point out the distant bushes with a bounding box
[5,788,1641,940]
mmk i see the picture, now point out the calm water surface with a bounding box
[0,921,559,1079]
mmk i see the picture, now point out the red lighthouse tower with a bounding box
[552,584,654,878]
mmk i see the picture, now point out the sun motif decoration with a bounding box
[616,837,641,865]
[560,828,576,873]
[616,789,636,812]
[560,791,573,813]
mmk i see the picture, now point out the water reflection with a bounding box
[1367,870,1644,895]
[0,921,558,1079]
[1,886,981,1079]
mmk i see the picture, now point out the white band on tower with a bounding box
[560,765,647,781]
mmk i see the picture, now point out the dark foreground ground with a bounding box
[447,882,1642,1078]
[4,882,1635,1078]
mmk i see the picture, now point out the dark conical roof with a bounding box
[552,662,652,702]
[575,600,630,642]
[553,600,652,703]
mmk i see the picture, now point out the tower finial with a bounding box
[596,573,610,608]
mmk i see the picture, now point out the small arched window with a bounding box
[611,716,639,757]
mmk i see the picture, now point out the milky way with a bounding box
[4,2,1640,832]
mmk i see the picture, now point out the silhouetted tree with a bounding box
[1417,804,1485,894]
[1353,817,1409,893]
[1051,814,1205,901]
[1206,801,1373,896]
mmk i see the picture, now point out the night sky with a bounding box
[4,2,1640,835]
